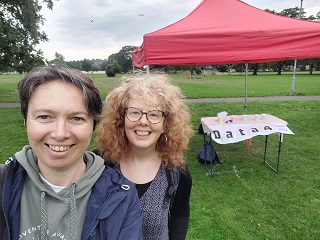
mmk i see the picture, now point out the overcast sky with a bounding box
[37,0,320,61]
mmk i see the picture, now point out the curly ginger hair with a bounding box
[96,74,194,168]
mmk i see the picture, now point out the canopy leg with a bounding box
[244,62,248,114]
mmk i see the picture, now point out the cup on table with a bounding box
[242,115,247,121]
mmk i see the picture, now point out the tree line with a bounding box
[1,0,319,75]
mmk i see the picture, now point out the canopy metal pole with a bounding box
[146,65,150,75]
[244,62,248,114]
[291,59,297,95]
[290,0,303,95]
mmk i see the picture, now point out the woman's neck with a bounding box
[38,160,86,186]
[120,151,162,184]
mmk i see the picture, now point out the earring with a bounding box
[157,133,167,147]
[162,133,168,144]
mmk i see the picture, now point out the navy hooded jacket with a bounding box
[1,156,142,239]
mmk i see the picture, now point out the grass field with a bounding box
[0,72,319,239]
[0,71,319,102]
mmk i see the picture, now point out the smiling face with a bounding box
[124,96,164,152]
[25,80,94,173]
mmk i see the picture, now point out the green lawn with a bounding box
[185,101,320,239]
[0,72,319,239]
[0,71,319,102]
[1,101,319,239]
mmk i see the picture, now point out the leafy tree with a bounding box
[252,63,259,75]
[276,61,283,75]
[265,6,320,75]
[163,66,177,74]
[49,52,65,65]
[216,65,228,72]
[107,46,137,73]
[111,60,121,74]
[107,53,118,63]
[305,10,320,21]
[189,65,202,75]
[91,64,100,72]
[117,46,137,72]
[99,60,109,71]
[105,60,121,77]
[105,64,115,77]
[279,7,304,18]
[67,60,83,70]
[316,11,320,21]
[233,64,244,73]
[82,58,92,72]
[0,0,54,73]
[304,58,320,74]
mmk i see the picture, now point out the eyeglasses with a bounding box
[125,107,165,124]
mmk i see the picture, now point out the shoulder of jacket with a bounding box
[4,156,16,165]
[100,166,136,192]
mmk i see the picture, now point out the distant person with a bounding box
[95,74,194,240]
[0,65,142,239]
[203,71,207,77]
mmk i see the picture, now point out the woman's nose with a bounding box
[138,113,149,125]
[51,120,71,140]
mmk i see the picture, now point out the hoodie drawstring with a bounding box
[40,184,77,240]
[40,192,48,240]
[70,183,77,240]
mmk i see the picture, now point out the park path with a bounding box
[0,96,319,108]
[182,95,320,103]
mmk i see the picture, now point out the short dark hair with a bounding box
[18,65,102,128]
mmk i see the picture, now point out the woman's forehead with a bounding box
[128,95,161,108]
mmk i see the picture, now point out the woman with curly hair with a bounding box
[96,74,194,240]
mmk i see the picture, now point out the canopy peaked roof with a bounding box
[132,0,320,67]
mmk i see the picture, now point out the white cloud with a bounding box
[36,0,320,61]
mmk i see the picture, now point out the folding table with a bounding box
[201,114,294,173]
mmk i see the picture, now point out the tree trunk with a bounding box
[252,63,258,75]
[309,64,314,75]
[277,61,283,75]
